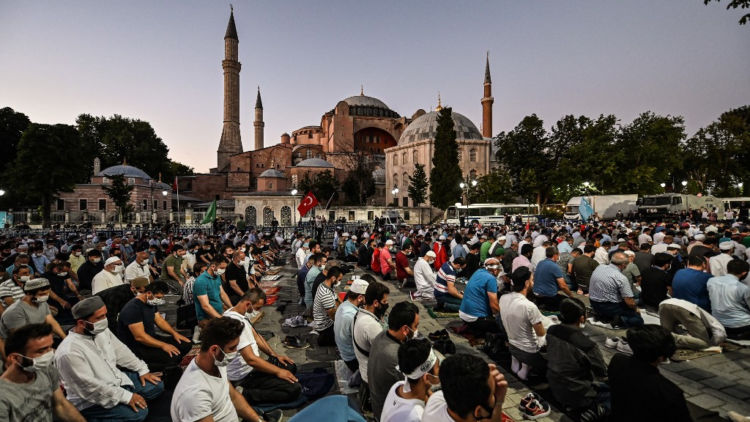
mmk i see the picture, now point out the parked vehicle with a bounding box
[636,194,718,219]
[564,195,638,221]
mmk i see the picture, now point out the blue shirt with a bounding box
[533,259,564,297]
[31,254,50,274]
[334,300,359,361]
[452,244,467,261]
[305,266,321,306]
[193,271,223,321]
[345,240,357,257]
[707,274,750,328]
[672,268,712,312]
[460,269,498,318]
[557,241,573,254]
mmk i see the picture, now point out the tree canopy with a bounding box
[429,107,463,210]
[408,163,429,207]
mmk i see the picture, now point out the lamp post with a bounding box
[660,182,666,192]
[681,180,687,193]
[391,187,399,207]
[0,189,5,197]
[459,179,477,226]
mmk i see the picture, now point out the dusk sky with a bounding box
[1,1,748,173]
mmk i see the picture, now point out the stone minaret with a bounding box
[217,7,242,171]
[254,87,264,150]
[481,52,494,138]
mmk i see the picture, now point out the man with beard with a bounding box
[352,281,390,412]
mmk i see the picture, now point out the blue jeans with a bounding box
[80,371,164,422]
[590,300,644,327]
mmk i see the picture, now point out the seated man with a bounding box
[589,252,644,327]
[707,258,750,340]
[546,298,609,420]
[334,278,369,373]
[357,239,374,269]
[194,257,233,329]
[76,249,103,292]
[117,281,192,386]
[312,267,343,347]
[0,264,30,308]
[640,252,673,309]
[353,281,390,412]
[344,235,359,263]
[423,353,512,422]
[608,325,691,422]
[224,289,302,405]
[413,251,437,302]
[170,317,276,422]
[380,338,440,422]
[0,323,85,422]
[671,254,711,312]
[124,247,153,284]
[368,301,420,420]
[159,245,187,294]
[434,256,465,311]
[659,298,726,350]
[380,240,396,280]
[56,296,164,422]
[91,257,125,295]
[533,246,575,311]
[304,253,325,310]
[459,258,502,336]
[0,278,67,350]
[395,243,414,288]
[499,267,547,381]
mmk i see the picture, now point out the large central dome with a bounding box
[342,94,390,109]
[398,111,483,145]
[338,94,400,118]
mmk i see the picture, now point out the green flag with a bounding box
[201,200,217,224]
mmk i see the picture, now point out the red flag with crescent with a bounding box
[298,192,319,217]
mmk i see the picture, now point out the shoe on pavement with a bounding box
[518,392,538,411]
[616,338,633,355]
[521,398,551,420]
[263,409,284,422]
[192,326,202,344]
[604,337,619,349]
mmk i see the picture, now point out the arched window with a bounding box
[469,148,477,162]
[393,173,399,188]
[393,154,398,166]
[413,150,418,164]
[281,206,292,226]
[245,206,257,226]
[402,152,407,164]
[263,207,274,226]
[403,172,409,187]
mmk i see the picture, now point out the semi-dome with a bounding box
[398,111,483,145]
[98,164,151,180]
[296,158,334,168]
[259,169,285,178]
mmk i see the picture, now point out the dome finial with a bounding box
[436,92,443,112]
[360,84,364,96]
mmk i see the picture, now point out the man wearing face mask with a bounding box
[0,278,67,355]
[91,257,125,295]
[459,258,503,337]
[334,277,370,372]
[0,323,85,421]
[312,267,343,347]
[117,281,192,385]
[353,280,391,411]
[368,301,420,420]
[380,239,396,280]
[68,245,86,273]
[0,265,31,307]
[171,317,280,422]
[125,247,153,284]
[194,258,233,329]
[159,245,187,294]
[224,288,302,405]
[225,250,250,305]
[56,296,164,421]
[380,338,441,422]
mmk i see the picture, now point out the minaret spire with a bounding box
[436,92,442,111]
[254,86,265,150]
[481,51,494,138]
[217,7,242,171]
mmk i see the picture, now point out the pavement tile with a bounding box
[680,368,720,381]
[702,376,740,391]
[722,384,750,400]
[686,393,726,409]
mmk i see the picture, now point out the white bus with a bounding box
[444,203,540,226]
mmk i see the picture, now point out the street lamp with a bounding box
[0,189,5,197]
[391,187,399,207]
[681,180,688,187]
[161,190,168,196]
[459,179,477,226]
[660,183,666,190]
[291,189,298,196]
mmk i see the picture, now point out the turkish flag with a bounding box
[297,192,319,217]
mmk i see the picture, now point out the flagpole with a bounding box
[175,176,181,224]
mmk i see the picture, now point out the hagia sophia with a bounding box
[179,9,497,216]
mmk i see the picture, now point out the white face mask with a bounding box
[18,350,55,373]
[74,252,82,257]
[19,275,30,283]
[213,347,238,367]
[34,295,49,303]
[216,268,226,276]
[147,297,166,307]
[92,258,101,264]
[85,318,109,336]
[58,272,68,277]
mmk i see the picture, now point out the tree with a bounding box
[299,171,338,207]
[704,0,750,24]
[102,174,134,227]
[0,107,31,176]
[468,169,514,203]
[429,107,463,209]
[2,124,89,226]
[342,153,376,205]
[76,114,193,182]
[408,163,429,207]
[494,114,550,203]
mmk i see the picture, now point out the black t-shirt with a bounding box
[76,261,103,291]
[117,297,157,351]
[608,354,691,422]
[640,267,670,308]
[358,245,371,268]
[464,253,480,278]
[224,262,248,297]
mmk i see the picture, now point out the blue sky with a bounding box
[1,0,748,172]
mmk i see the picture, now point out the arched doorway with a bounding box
[263,207,274,226]
[244,206,257,227]
[281,206,292,226]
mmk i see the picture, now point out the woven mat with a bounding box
[671,342,740,362]
[427,307,459,320]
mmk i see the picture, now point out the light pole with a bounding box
[681,180,687,193]
[391,188,399,207]
[0,189,5,197]
[660,183,666,192]
[459,179,477,226]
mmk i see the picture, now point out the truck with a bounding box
[636,194,719,219]
[564,195,638,221]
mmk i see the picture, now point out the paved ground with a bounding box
[166,247,750,421]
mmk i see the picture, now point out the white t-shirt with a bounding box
[381,381,425,422]
[223,310,260,382]
[499,292,544,354]
[421,390,456,422]
[353,309,385,383]
[170,359,238,422]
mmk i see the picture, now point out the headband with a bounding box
[398,349,438,392]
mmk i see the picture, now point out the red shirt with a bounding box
[395,251,410,281]
[380,248,393,275]
[371,248,381,273]
[433,243,448,270]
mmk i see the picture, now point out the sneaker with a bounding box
[192,326,202,344]
[616,338,633,355]
[518,392,537,410]
[409,291,417,301]
[604,337,619,349]
[263,409,284,422]
[521,398,551,420]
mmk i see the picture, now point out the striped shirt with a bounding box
[435,262,456,298]
[313,283,336,331]
[0,280,24,303]
[589,263,633,303]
